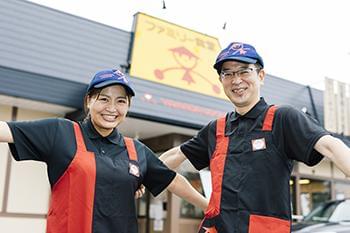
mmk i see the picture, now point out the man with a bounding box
[160,42,350,233]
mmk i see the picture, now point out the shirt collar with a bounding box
[82,119,121,145]
[230,97,268,122]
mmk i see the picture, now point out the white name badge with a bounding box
[251,138,266,151]
[129,163,140,177]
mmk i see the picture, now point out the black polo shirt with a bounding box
[181,98,329,232]
[181,97,328,170]
[8,118,176,233]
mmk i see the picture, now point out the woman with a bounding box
[0,69,208,233]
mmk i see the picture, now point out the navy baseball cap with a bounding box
[213,42,264,73]
[87,69,135,96]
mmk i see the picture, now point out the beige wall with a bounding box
[298,159,332,177]
[0,104,11,211]
[298,159,349,181]
[0,104,60,232]
[0,142,8,211]
[0,217,46,233]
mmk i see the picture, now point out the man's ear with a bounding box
[258,69,265,85]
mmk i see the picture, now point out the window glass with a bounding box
[299,179,331,216]
[180,172,204,219]
[290,177,296,215]
[303,200,350,223]
[334,181,350,199]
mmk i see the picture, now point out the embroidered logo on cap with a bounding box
[129,163,140,177]
[217,42,251,61]
[229,42,250,55]
[113,70,129,83]
[251,138,266,151]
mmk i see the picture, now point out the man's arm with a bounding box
[314,135,350,176]
[0,121,13,143]
[135,146,188,200]
[160,147,208,211]
[159,146,187,170]
[167,173,208,211]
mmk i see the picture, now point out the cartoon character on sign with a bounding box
[154,46,221,94]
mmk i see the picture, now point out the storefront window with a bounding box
[180,172,204,219]
[334,181,350,199]
[136,190,169,233]
[299,178,331,216]
[136,191,148,217]
[290,177,297,215]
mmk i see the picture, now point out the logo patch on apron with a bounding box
[251,138,266,151]
[202,226,217,233]
[129,163,140,177]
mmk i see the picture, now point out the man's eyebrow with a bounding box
[222,65,249,71]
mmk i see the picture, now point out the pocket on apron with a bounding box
[248,214,290,233]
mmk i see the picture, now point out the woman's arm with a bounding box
[167,173,208,211]
[0,121,13,143]
[314,135,350,176]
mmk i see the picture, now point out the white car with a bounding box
[292,199,350,233]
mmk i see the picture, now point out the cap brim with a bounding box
[214,56,258,70]
[94,80,135,96]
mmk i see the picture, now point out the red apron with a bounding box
[198,105,290,233]
[46,122,138,233]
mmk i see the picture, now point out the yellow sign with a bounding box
[130,13,225,99]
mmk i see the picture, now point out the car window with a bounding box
[328,201,350,222]
[305,202,338,222]
[304,200,350,223]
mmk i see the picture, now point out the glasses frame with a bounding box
[220,67,259,81]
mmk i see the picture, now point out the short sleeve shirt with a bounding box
[181,98,329,170]
[8,118,176,233]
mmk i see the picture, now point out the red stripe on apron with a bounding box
[205,116,229,217]
[47,122,96,233]
[124,137,138,161]
[262,105,277,131]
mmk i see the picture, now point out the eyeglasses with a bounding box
[220,67,259,81]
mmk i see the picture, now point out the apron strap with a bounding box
[72,122,88,152]
[262,105,277,131]
[206,115,229,217]
[124,137,138,161]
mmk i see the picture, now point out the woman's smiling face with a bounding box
[87,85,129,137]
